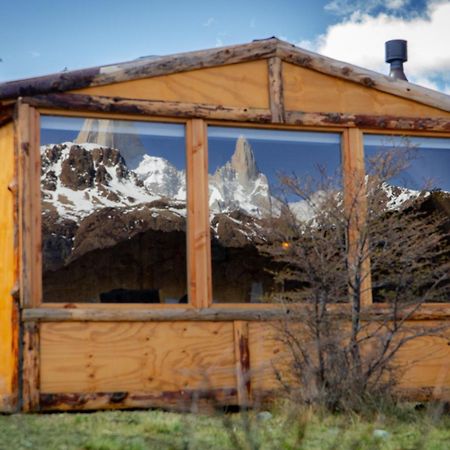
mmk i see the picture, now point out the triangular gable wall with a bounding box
[73,60,269,109]
[72,59,450,118]
[283,63,450,118]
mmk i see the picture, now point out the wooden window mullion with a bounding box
[342,128,373,306]
[186,119,212,308]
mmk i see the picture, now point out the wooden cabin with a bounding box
[0,38,449,412]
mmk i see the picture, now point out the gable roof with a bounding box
[1,37,449,112]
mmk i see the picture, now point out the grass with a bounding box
[0,403,449,450]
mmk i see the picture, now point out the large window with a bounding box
[364,135,450,303]
[40,116,187,303]
[207,127,342,303]
[37,115,449,307]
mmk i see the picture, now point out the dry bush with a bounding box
[262,145,450,412]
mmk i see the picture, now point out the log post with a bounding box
[268,57,285,123]
[22,322,40,411]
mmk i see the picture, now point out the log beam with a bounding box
[22,304,450,322]
[23,93,450,132]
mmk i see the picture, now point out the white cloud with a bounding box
[203,17,215,27]
[299,1,450,93]
[31,51,41,58]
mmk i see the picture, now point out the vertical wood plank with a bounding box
[22,322,40,412]
[17,102,42,308]
[0,121,19,412]
[267,57,285,123]
[233,321,251,406]
[30,107,42,307]
[186,119,212,308]
[342,128,372,306]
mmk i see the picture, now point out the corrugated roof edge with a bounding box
[0,37,449,113]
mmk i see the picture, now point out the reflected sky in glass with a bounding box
[364,135,450,191]
[208,127,342,201]
[41,116,185,170]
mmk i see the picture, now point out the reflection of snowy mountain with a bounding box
[41,136,281,222]
[135,155,186,200]
[209,136,276,217]
[41,142,157,221]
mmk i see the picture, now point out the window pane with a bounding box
[364,135,450,303]
[208,126,343,303]
[41,116,187,303]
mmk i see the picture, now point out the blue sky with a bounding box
[1,0,449,93]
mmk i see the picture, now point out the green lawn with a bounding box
[0,404,449,450]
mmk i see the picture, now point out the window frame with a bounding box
[17,101,450,319]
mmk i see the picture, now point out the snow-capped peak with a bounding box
[135,154,186,200]
[41,142,159,221]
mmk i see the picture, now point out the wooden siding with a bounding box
[283,63,450,118]
[74,61,269,109]
[38,319,450,408]
[40,322,236,394]
[0,122,18,412]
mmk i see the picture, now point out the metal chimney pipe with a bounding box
[385,39,408,81]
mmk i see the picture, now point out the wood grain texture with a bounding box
[0,121,19,412]
[75,61,270,109]
[22,322,40,411]
[278,48,450,113]
[186,120,212,308]
[233,321,251,406]
[248,322,288,393]
[267,57,285,123]
[25,94,450,132]
[342,128,372,306]
[283,63,450,118]
[18,102,42,308]
[40,322,236,394]
[394,322,450,391]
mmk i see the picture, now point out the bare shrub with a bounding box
[262,144,450,412]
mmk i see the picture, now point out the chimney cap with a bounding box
[385,39,408,63]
